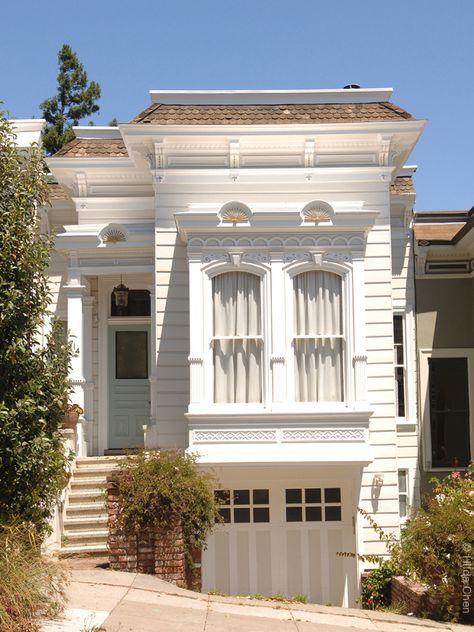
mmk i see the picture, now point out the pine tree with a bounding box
[0,113,71,533]
[40,44,101,155]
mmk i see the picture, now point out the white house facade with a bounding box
[45,87,426,606]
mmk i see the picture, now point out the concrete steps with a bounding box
[60,456,125,557]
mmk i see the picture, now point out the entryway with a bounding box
[108,324,150,450]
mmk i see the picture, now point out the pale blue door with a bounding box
[108,324,150,449]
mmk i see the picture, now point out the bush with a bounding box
[0,524,66,632]
[113,450,220,559]
[361,563,394,609]
[0,113,72,534]
[392,464,474,621]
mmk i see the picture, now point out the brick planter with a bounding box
[107,478,187,587]
[391,576,465,622]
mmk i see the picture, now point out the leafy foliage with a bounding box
[392,464,474,620]
[113,450,220,556]
[361,562,394,610]
[0,524,66,632]
[40,44,101,154]
[0,114,71,533]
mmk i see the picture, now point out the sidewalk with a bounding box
[41,560,471,632]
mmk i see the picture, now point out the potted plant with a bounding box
[62,403,84,429]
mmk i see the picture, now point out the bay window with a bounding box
[212,271,262,403]
[293,270,343,402]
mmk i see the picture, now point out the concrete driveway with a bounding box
[41,561,469,632]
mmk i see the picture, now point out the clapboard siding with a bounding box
[154,228,189,449]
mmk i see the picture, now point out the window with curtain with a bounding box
[293,270,343,402]
[212,272,262,403]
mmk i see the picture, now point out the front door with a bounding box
[108,324,150,449]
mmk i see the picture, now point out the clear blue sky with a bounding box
[2,0,472,210]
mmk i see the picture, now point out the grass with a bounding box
[0,524,67,632]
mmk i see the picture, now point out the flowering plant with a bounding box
[62,403,83,415]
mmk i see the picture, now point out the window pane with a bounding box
[111,289,151,317]
[213,272,262,403]
[293,271,343,403]
[253,508,270,523]
[234,508,250,523]
[429,358,471,467]
[219,508,231,523]
[115,331,148,379]
[286,489,302,504]
[399,496,407,519]
[253,489,269,505]
[324,488,341,503]
[393,315,403,344]
[325,506,342,521]
[286,507,302,522]
[398,471,407,494]
[305,506,322,522]
[233,490,250,505]
[305,488,321,504]
[215,490,230,505]
[395,367,405,417]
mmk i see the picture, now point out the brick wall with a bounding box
[391,576,429,614]
[107,478,187,587]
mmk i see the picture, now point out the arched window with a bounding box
[293,270,343,402]
[212,271,262,403]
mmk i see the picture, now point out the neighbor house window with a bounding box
[393,315,406,417]
[293,271,343,401]
[428,357,471,467]
[212,272,262,403]
[398,469,409,520]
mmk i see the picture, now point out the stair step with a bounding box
[70,478,108,489]
[72,468,118,479]
[62,531,109,546]
[65,505,108,519]
[59,544,109,557]
[67,492,106,506]
[64,516,108,531]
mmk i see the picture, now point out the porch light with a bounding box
[113,277,130,307]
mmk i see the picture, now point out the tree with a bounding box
[40,44,101,155]
[0,114,71,534]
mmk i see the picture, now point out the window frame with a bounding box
[397,468,409,523]
[393,309,416,426]
[419,348,474,471]
[283,259,353,409]
[202,259,271,411]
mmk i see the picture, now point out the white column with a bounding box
[270,258,286,403]
[352,254,368,405]
[82,296,95,455]
[63,252,89,457]
[147,283,157,446]
[188,256,204,410]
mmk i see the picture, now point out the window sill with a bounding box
[396,419,416,433]
[186,404,373,422]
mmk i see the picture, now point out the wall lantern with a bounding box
[113,277,130,308]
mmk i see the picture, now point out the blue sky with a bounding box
[2,0,472,210]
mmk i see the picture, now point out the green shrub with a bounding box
[0,524,66,632]
[113,450,220,559]
[392,464,474,621]
[361,562,394,609]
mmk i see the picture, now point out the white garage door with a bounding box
[202,480,357,607]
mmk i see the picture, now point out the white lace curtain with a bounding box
[293,271,343,402]
[213,272,262,403]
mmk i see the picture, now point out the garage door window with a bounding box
[215,489,270,523]
[286,487,342,522]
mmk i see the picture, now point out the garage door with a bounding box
[202,480,356,607]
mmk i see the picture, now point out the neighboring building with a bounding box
[45,87,426,606]
[414,209,474,495]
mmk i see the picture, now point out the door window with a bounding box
[115,331,148,379]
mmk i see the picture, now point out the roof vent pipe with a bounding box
[343,84,361,89]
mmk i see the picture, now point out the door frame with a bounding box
[98,276,152,455]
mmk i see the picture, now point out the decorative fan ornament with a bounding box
[220,207,251,223]
[102,228,127,243]
[301,208,331,222]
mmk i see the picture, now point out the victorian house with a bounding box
[42,87,425,606]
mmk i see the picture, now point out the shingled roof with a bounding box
[414,210,474,244]
[130,101,414,125]
[390,176,415,196]
[47,182,69,200]
[54,138,128,158]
